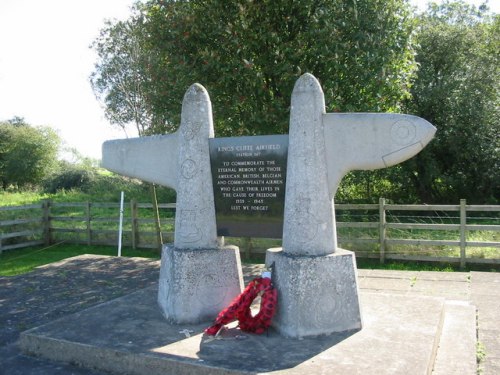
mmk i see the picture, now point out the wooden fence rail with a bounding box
[1,199,498,267]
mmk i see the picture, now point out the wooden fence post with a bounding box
[86,202,92,246]
[460,199,467,269]
[150,185,163,253]
[42,200,52,246]
[130,199,138,249]
[379,197,386,264]
[243,237,252,260]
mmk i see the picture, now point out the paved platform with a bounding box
[20,285,459,375]
[1,255,498,374]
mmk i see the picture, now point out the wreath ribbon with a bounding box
[205,277,277,335]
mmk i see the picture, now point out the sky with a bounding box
[0,0,497,160]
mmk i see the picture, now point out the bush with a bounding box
[85,173,176,203]
[43,165,96,193]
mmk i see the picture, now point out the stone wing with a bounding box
[102,133,179,190]
[323,113,436,197]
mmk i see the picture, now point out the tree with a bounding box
[402,1,499,203]
[0,120,60,189]
[91,0,417,136]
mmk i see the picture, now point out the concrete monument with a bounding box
[103,84,244,324]
[102,73,435,336]
[266,73,436,337]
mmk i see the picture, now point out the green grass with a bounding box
[0,243,159,276]
[1,190,498,269]
[2,243,496,277]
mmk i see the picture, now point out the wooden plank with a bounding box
[460,199,467,269]
[336,222,378,229]
[466,205,500,212]
[0,218,43,226]
[466,224,500,231]
[90,202,120,208]
[379,198,386,264]
[158,203,176,209]
[90,217,120,222]
[335,204,378,210]
[50,216,87,222]
[131,200,138,249]
[384,254,500,265]
[0,204,43,211]
[386,239,460,246]
[51,228,88,234]
[66,239,117,247]
[385,204,460,211]
[51,202,87,208]
[0,229,41,240]
[1,240,44,251]
[136,203,176,209]
[86,202,92,246]
[466,241,500,248]
[385,254,461,263]
[338,238,379,244]
[91,229,123,235]
[42,200,51,246]
[386,223,460,231]
[135,218,175,225]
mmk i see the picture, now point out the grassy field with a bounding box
[0,243,160,276]
[2,242,496,277]
[1,190,499,272]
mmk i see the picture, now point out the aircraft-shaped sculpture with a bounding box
[103,83,219,250]
[102,73,436,332]
[102,73,435,255]
[281,73,436,256]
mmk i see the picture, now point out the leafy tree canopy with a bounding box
[402,0,499,203]
[91,0,417,136]
[91,0,499,204]
[0,119,61,190]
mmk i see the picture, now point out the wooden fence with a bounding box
[1,199,499,267]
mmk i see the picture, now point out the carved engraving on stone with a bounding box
[390,120,416,146]
[181,119,201,140]
[195,273,228,308]
[311,279,338,327]
[178,209,203,243]
[181,159,197,179]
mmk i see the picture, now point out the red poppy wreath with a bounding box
[205,277,277,335]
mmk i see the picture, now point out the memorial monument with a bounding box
[103,84,244,324]
[102,73,436,336]
[266,73,436,337]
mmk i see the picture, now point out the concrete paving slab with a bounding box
[432,301,477,375]
[357,276,412,292]
[411,271,470,282]
[357,269,419,279]
[470,271,500,285]
[479,330,500,359]
[20,286,448,375]
[472,296,500,331]
[410,280,470,300]
[482,357,500,375]
[359,270,471,283]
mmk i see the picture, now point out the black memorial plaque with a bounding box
[209,135,288,238]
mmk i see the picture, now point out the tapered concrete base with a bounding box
[158,245,243,324]
[266,248,362,338]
